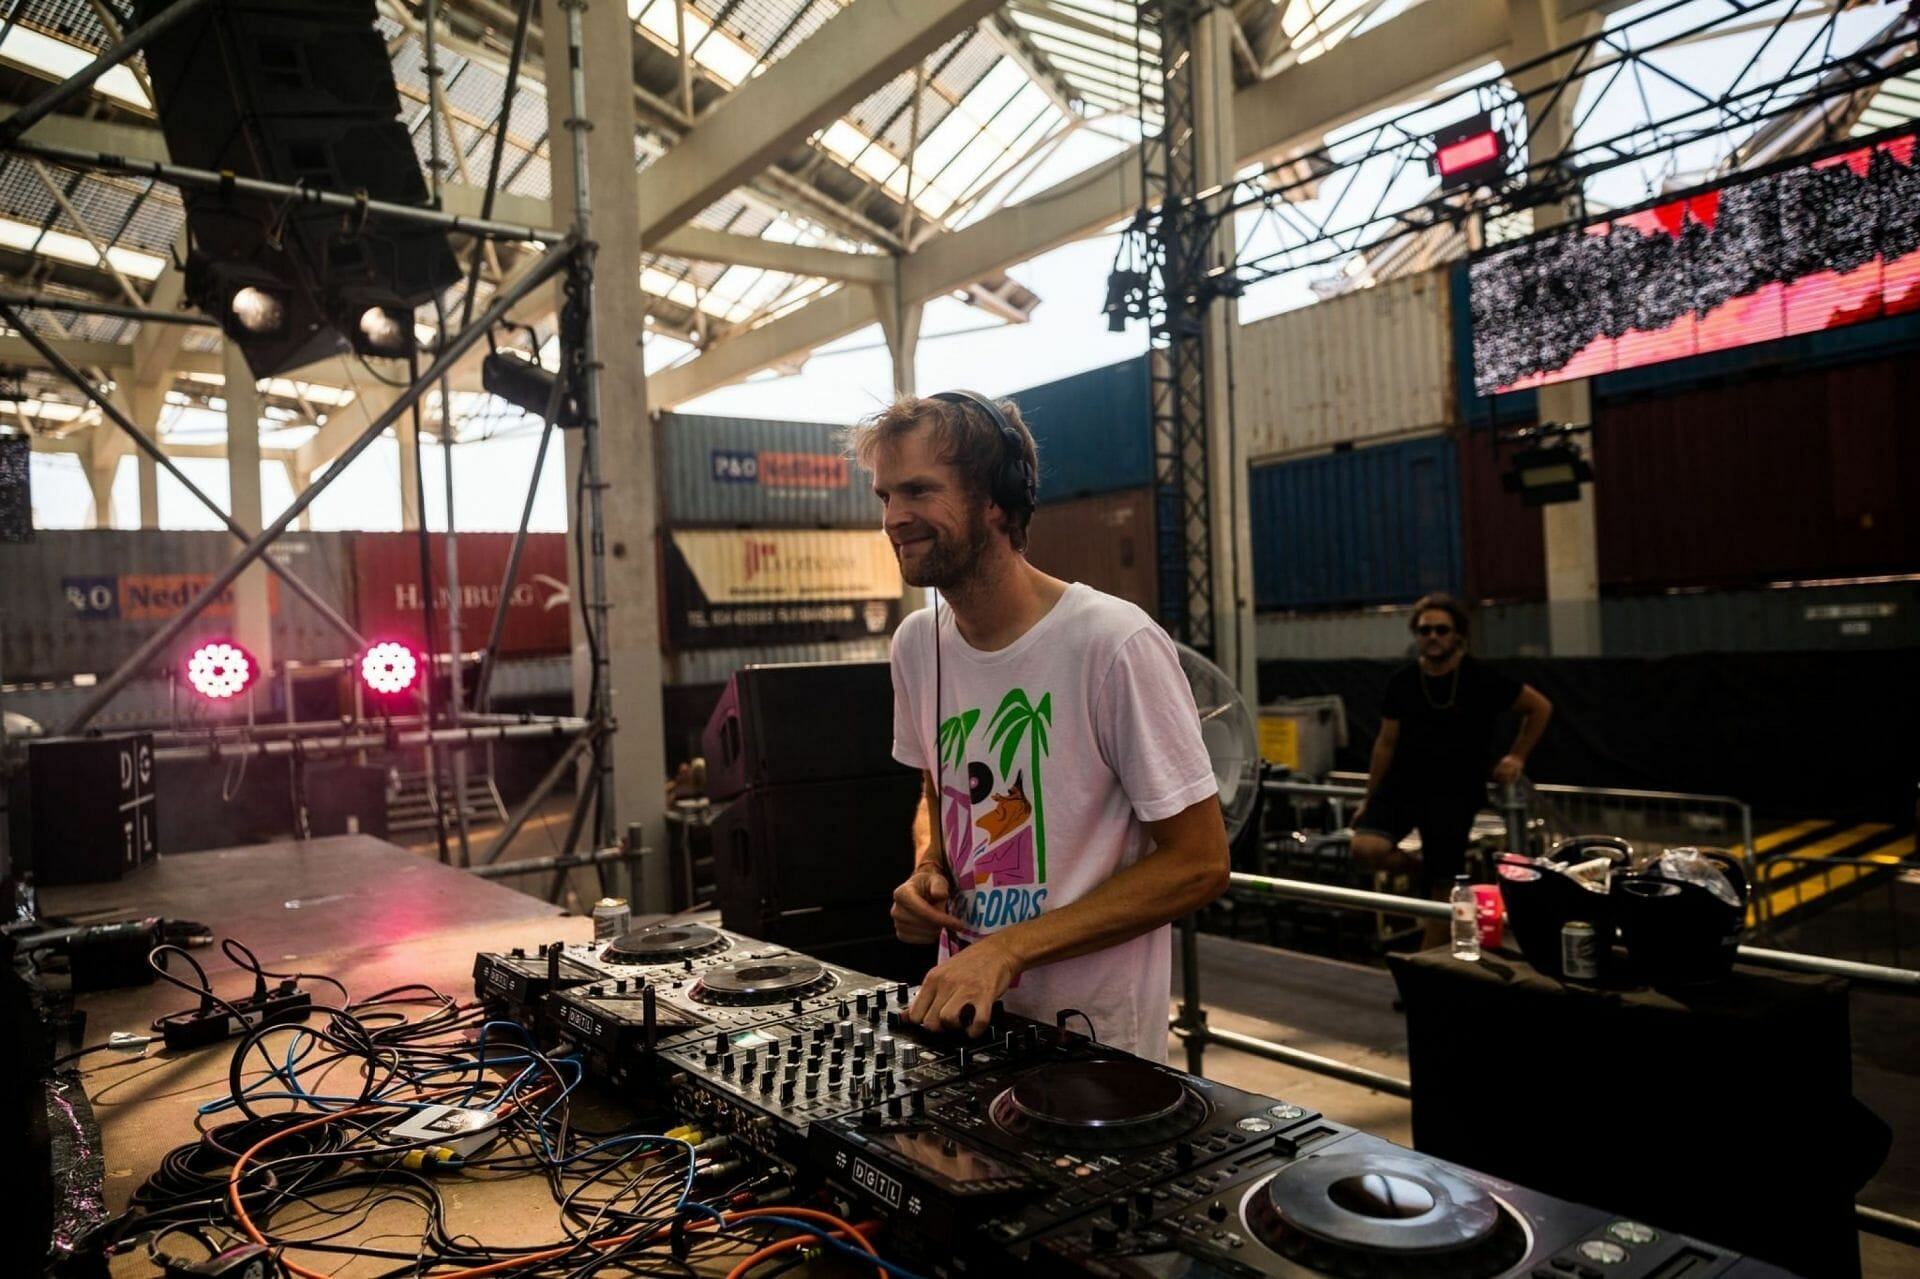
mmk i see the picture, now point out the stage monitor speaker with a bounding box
[711,772,920,940]
[9,734,156,885]
[135,0,460,377]
[702,662,908,800]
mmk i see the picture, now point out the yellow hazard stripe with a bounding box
[1752,820,1831,854]
[1755,823,1891,883]
[1750,834,1915,926]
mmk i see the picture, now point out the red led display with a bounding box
[1437,132,1502,179]
[1469,127,1920,396]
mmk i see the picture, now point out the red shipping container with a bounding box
[352,533,572,657]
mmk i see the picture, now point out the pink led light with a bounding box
[185,641,255,701]
[360,642,420,696]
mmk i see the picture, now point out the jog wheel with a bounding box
[988,1059,1208,1152]
[1245,1149,1529,1278]
[689,956,834,1006]
[601,923,728,965]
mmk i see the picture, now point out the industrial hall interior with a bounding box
[2,0,1918,1276]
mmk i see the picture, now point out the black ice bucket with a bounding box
[1617,849,1748,985]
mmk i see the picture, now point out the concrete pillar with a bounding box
[874,271,927,614]
[395,416,422,530]
[224,342,273,672]
[1194,6,1257,700]
[85,437,116,529]
[127,382,164,530]
[1509,0,1602,655]
[542,0,667,904]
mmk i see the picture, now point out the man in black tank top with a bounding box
[1352,594,1553,942]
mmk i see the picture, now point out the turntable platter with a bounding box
[1246,1150,1528,1277]
[989,1059,1206,1151]
[602,922,727,965]
[690,956,834,1006]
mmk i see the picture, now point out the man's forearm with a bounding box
[911,789,943,872]
[1508,705,1550,762]
[1366,740,1393,797]
[985,845,1220,973]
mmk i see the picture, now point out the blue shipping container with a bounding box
[1251,436,1464,611]
[1003,357,1152,502]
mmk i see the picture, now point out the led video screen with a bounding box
[1469,128,1920,397]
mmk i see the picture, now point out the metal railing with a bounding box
[1318,771,1756,876]
[1173,872,1920,1250]
[1750,852,1917,969]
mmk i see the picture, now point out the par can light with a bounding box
[185,640,256,701]
[360,641,421,696]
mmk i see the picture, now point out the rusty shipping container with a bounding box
[0,529,357,681]
[1592,348,1920,590]
[351,532,572,657]
[1024,488,1159,618]
[1236,269,1455,459]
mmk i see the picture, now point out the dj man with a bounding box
[1352,593,1553,938]
[849,392,1228,1061]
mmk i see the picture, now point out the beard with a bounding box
[897,504,994,591]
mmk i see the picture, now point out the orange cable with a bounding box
[723,1220,881,1279]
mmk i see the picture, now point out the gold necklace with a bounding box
[1421,662,1460,710]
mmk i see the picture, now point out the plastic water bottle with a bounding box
[1450,875,1480,961]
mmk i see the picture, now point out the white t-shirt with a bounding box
[889,582,1218,1061]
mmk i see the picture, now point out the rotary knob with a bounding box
[758,1072,773,1094]
[828,1064,844,1086]
[1206,1201,1227,1224]
[806,1073,820,1096]
[856,992,869,1014]
[780,1080,795,1103]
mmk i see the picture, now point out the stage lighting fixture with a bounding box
[1432,113,1506,190]
[1501,442,1594,506]
[359,641,420,696]
[482,351,579,425]
[229,286,287,335]
[185,640,256,701]
[349,302,415,358]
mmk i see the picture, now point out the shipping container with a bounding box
[0,529,357,681]
[664,638,893,687]
[1238,268,1455,459]
[1593,348,1920,590]
[1250,435,1464,612]
[1004,356,1153,501]
[1024,487,1159,618]
[352,532,572,658]
[1458,428,1546,603]
[657,411,881,528]
[659,528,901,650]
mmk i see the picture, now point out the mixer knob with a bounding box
[838,1000,850,1019]
[721,1055,735,1076]
[887,1095,903,1119]
[901,1045,921,1068]
[742,1047,757,1068]
[1206,1201,1227,1223]
[885,1010,903,1032]
[712,1032,727,1054]
[828,1065,843,1085]
[868,1002,883,1025]
[895,982,910,1005]
[683,959,693,973]
[857,1027,875,1048]
[791,998,804,1013]
[957,1047,972,1072]
[806,1073,820,1096]
[781,1081,795,1103]
[511,946,525,958]
[703,1051,720,1069]
[587,985,603,997]
[876,1048,892,1070]
[614,978,628,993]
[758,1072,773,1094]
[784,1063,798,1083]
[856,992,869,1014]
[963,1094,984,1116]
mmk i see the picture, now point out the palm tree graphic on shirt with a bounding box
[936,687,1053,889]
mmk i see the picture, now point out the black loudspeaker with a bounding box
[135,0,459,376]
[702,662,907,800]
[711,773,921,941]
[10,735,157,885]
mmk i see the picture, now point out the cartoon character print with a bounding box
[935,687,1053,954]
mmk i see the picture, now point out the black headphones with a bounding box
[930,389,1037,518]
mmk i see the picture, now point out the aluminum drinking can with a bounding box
[592,897,631,941]
[1561,920,1598,980]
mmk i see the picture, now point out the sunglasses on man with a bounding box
[1415,624,1455,636]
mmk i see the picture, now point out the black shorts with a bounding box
[1354,777,1483,889]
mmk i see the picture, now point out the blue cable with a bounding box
[681,1203,927,1279]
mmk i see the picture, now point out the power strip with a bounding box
[155,980,314,1051]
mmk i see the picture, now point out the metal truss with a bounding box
[1125,0,1217,655]
[0,0,622,889]
[1213,0,1919,290]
